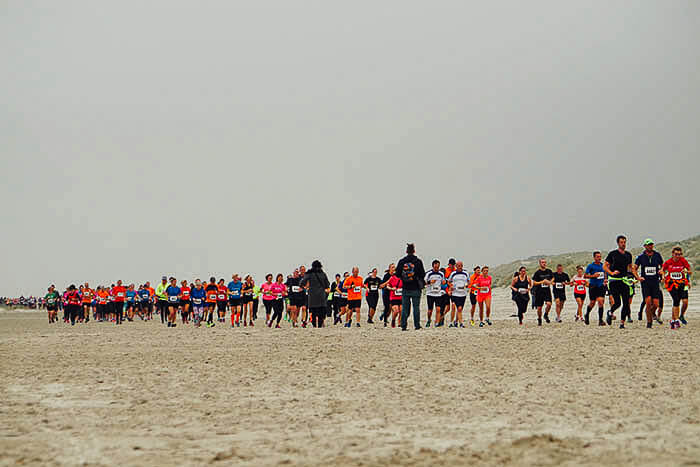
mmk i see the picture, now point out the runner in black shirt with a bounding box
[552,265,570,323]
[532,259,554,325]
[364,269,381,324]
[604,235,634,328]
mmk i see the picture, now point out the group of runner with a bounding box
[41,236,692,330]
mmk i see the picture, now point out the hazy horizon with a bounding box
[2,1,699,296]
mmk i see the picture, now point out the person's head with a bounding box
[370,267,377,278]
[576,265,583,275]
[593,251,602,263]
[616,235,627,249]
[118,279,124,286]
[299,265,306,274]
[388,263,396,275]
[84,282,89,288]
[538,258,547,270]
[265,273,273,283]
[145,281,150,288]
[335,273,341,282]
[482,266,489,275]
[48,285,54,292]
[169,277,176,285]
[432,259,440,271]
[312,260,322,270]
[79,285,84,291]
[406,243,415,255]
[276,273,284,283]
[643,238,655,253]
[218,278,224,286]
[456,261,463,272]
[161,276,167,284]
[181,280,187,287]
[245,275,252,283]
[129,283,134,290]
[343,271,349,278]
[474,266,481,275]
[195,279,202,288]
[293,269,299,278]
[518,266,527,275]
[448,258,456,267]
[209,276,216,284]
[68,284,76,291]
[556,264,563,273]
[351,266,359,277]
[672,246,683,258]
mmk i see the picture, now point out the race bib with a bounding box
[518,288,528,294]
[645,267,657,276]
[193,298,202,304]
[555,283,564,289]
[341,292,348,298]
[597,272,605,279]
[168,296,178,303]
[208,294,217,301]
[575,285,585,293]
[670,272,683,280]
[291,286,301,293]
[333,291,340,297]
[541,283,549,288]
[480,287,490,294]
[353,286,361,293]
[217,294,225,300]
[117,292,124,298]
[370,285,378,291]
[244,292,252,296]
[276,293,283,299]
[48,298,56,304]
[395,289,402,296]
[430,283,440,292]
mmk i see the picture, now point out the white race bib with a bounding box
[555,283,564,289]
[168,296,178,303]
[193,298,202,304]
[541,283,549,288]
[370,285,378,291]
[480,287,490,294]
[395,289,402,296]
[645,267,657,276]
[117,292,125,298]
[291,286,301,293]
[597,272,605,279]
[670,272,683,280]
[518,288,528,294]
[575,285,585,293]
[341,292,347,298]
[353,286,361,293]
[217,294,225,300]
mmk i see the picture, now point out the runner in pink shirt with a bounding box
[475,267,493,327]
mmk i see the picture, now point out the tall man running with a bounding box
[532,259,554,326]
[448,261,470,328]
[584,251,607,326]
[604,235,634,329]
[424,260,445,328]
[633,238,664,328]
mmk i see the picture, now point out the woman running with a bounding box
[330,274,342,324]
[510,266,531,325]
[125,284,137,321]
[165,277,180,328]
[180,280,191,324]
[475,266,493,327]
[572,266,588,322]
[228,274,244,327]
[241,275,255,325]
[386,266,403,328]
[285,269,303,327]
[45,285,59,323]
[190,279,206,327]
[217,279,228,323]
[364,268,381,325]
[204,278,218,328]
[335,272,350,325]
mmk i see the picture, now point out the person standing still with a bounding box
[300,260,331,327]
[396,243,426,331]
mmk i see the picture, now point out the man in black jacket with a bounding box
[395,243,426,330]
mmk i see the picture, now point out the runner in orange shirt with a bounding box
[468,266,481,326]
[343,267,364,328]
[81,282,94,323]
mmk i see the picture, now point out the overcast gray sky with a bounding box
[2,1,699,295]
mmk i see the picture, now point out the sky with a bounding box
[1,1,699,295]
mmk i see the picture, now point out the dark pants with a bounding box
[609,280,631,321]
[514,295,529,324]
[310,307,326,327]
[270,299,284,325]
[401,289,422,330]
[68,304,79,325]
[252,298,259,320]
[382,292,391,322]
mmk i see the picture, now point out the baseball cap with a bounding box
[161,276,167,280]
[643,238,654,246]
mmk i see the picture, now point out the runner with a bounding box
[228,274,244,327]
[190,279,206,327]
[285,269,304,327]
[603,235,634,329]
[343,267,364,328]
[424,260,445,328]
[364,268,381,324]
[65,285,81,325]
[475,266,493,327]
[571,266,588,322]
[241,275,254,323]
[261,274,276,324]
[205,277,219,328]
[112,280,126,325]
[81,282,93,323]
[216,279,228,323]
[335,272,349,325]
[180,280,191,324]
[532,259,554,326]
[468,266,481,326]
[45,285,59,323]
[262,274,287,328]
[96,286,109,321]
[379,266,394,326]
[155,276,169,324]
[298,265,309,327]
[386,270,403,328]
[633,239,663,328]
[125,284,137,321]
[165,277,180,327]
[137,284,152,320]
[552,264,571,323]
[444,258,457,325]
[510,266,531,325]
[330,274,342,324]
[447,261,470,328]
[662,246,692,329]
[584,252,607,326]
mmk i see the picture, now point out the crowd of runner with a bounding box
[37,237,693,330]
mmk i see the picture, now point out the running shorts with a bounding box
[390,299,402,306]
[451,295,467,308]
[574,293,586,301]
[553,290,566,302]
[426,295,441,310]
[534,288,552,307]
[669,287,688,307]
[228,297,242,307]
[641,282,662,300]
[365,294,379,309]
[469,293,477,306]
[588,286,606,301]
[347,299,361,309]
[180,300,191,308]
[289,296,305,307]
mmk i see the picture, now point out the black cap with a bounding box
[448,258,456,265]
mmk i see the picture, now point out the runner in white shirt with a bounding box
[425,259,446,328]
[448,261,470,328]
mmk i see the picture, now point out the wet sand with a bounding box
[1,288,699,466]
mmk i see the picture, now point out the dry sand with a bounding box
[2,288,700,466]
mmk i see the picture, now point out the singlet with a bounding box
[572,275,587,295]
[205,284,219,302]
[364,276,381,296]
[475,275,492,295]
[513,277,529,296]
[217,285,228,302]
[388,276,403,301]
[180,286,191,300]
[424,270,445,297]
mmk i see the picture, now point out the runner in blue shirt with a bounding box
[584,251,607,326]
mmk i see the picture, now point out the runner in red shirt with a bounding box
[180,280,191,324]
[662,246,692,329]
[475,266,493,327]
[81,282,94,323]
[112,280,127,325]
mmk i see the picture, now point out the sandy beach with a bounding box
[2,288,699,466]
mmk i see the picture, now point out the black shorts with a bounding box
[390,298,402,306]
[574,293,586,301]
[298,294,308,308]
[534,288,552,307]
[588,286,606,301]
[47,304,57,311]
[426,295,441,310]
[669,287,689,307]
[206,301,217,309]
[451,295,467,308]
[217,301,227,311]
[228,297,242,307]
[347,299,361,309]
[440,295,451,309]
[338,297,348,307]
[180,300,191,308]
[641,282,662,300]
[166,299,179,308]
[366,294,379,309]
[125,301,136,308]
[470,293,477,305]
[242,294,253,304]
[553,289,566,302]
[289,295,305,307]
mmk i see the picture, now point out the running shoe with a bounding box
[249,321,254,327]
[171,323,176,327]
[606,311,613,326]
[208,322,215,328]
[619,323,625,329]
[356,323,361,328]
[646,322,652,329]
[368,319,374,324]
[267,320,272,328]
[459,323,465,328]
[599,320,606,326]
[584,311,590,325]
[479,322,484,328]
[538,318,542,326]
[680,316,687,325]
[470,320,475,327]
[167,322,171,327]
[656,318,663,325]
[425,320,431,328]
[544,313,550,324]
[344,322,351,328]
[638,312,643,321]
[486,319,492,326]
[302,321,307,328]
[275,324,281,329]
[555,317,562,323]
[384,321,388,327]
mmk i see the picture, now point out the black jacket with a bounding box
[395,254,425,291]
[300,267,330,308]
